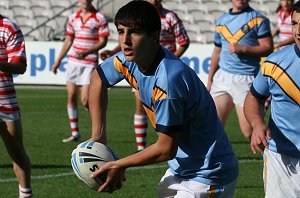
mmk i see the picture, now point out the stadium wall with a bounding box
[13,41,213,86]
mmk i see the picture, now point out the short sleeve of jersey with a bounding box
[257,17,271,38]
[251,68,270,99]
[96,13,110,38]
[168,12,189,46]
[3,18,26,64]
[66,14,75,38]
[214,18,222,47]
[96,53,124,87]
[154,98,184,134]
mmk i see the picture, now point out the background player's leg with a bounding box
[63,82,80,142]
[134,91,148,151]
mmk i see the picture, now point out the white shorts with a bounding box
[210,69,254,106]
[157,169,237,198]
[65,63,95,85]
[0,111,20,122]
[263,149,300,198]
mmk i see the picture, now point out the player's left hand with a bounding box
[229,43,241,54]
[76,51,87,59]
[90,161,126,193]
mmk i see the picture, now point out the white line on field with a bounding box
[0,159,260,183]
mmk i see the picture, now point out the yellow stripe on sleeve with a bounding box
[262,62,300,105]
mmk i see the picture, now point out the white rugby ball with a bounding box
[71,141,118,191]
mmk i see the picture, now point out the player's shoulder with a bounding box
[161,7,180,21]
[0,15,20,32]
[95,11,108,21]
[267,45,295,61]
[263,45,296,71]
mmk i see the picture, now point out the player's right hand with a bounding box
[100,50,113,60]
[250,122,271,154]
[90,160,126,193]
[52,62,60,74]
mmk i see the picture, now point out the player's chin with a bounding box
[123,55,135,62]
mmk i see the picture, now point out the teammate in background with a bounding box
[272,0,294,49]
[207,0,273,141]
[89,1,238,196]
[52,0,109,143]
[100,0,190,152]
[244,2,300,196]
[0,15,32,198]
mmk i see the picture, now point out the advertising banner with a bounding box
[13,41,213,86]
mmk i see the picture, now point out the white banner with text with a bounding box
[13,41,213,86]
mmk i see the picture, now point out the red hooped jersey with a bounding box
[159,7,189,53]
[277,8,292,42]
[0,15,26,112]
[66,7,109,67]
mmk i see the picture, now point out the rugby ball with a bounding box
[71,141,118,191]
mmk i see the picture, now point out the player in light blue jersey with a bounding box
[244,1,300,197]
[88,1,238,197]
[207,0,274,141]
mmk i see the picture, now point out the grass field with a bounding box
[0,87,265,197]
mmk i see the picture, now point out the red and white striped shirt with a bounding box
[0,15,26,113]
[66,7,109,67]
[159,7,189,53]
[277,8,292,42]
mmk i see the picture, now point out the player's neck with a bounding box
[137,45,161,73]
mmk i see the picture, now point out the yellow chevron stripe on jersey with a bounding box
[152,86,167,101]
[262,62,300,105]
[216,17,264,43]
[141,86,168,129]
[113,57,138,90]
[143,104,156,129]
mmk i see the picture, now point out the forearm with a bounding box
[89,70,108,144]
[84,37,108,55]
[0,62,26,74]
[56,39,73,63]
[244,93,266,128]
[114,132,178,170]
[238,44,273,57]
[173,43,189,58]
[208,47,221,82]
[277,36,295,48]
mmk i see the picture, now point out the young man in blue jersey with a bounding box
[244,1,300,197]
[88,1,238,197]
[207,0,274,141]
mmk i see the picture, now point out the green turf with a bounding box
[0,87,265,197]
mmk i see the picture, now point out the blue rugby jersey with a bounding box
[215,7,271,75]
[97,47,238,185]
[251,44,300,158]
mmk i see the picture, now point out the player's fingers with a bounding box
[252,136,263,154]
[254,138,264,154]
[266,129,272,140]
[90,166,106,179]
[261,136,268,149]
[98,180,110,192]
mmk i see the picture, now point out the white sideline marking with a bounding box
[0,159,260,183]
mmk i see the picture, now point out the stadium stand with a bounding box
[0,0,279,44]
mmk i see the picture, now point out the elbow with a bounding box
[17,63,27,74]
[19,67,26,74]
[161,146,177,161]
